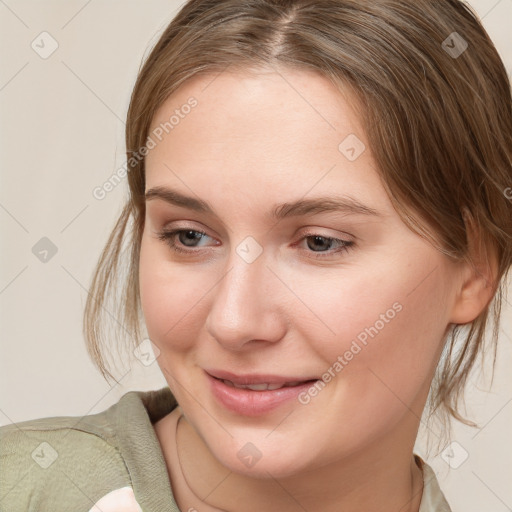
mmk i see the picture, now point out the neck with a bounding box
[173,411,424,512]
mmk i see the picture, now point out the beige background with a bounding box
[0,1,511,510]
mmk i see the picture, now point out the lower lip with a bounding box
[206,372,318,416]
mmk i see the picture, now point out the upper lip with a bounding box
[205,369,318,385]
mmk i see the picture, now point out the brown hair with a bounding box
[84,0,512,437]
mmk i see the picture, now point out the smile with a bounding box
[205,370,319,416]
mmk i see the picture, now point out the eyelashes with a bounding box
[155,228,355,260]
[156,228,212,254]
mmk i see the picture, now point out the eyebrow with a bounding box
[145,186,382,220]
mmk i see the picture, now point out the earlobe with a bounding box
[449,209,498,325]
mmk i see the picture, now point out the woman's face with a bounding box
[139,67,463,477]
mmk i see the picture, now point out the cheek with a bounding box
[138,237,211,352]
[360,272,451,403]
[291,255,451,412]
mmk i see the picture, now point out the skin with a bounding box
[139,66,494,512]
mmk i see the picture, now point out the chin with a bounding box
[207,433,318,480]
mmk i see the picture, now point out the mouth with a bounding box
[204,369,319,416]
[218,379,310,391]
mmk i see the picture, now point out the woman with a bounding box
[1,1,511,511]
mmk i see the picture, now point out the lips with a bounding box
[204,369,319,416]
[205,368,317,387]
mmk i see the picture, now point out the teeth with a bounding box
[284,381,302,387]
[238,383,270,391]
[221,379,303,390]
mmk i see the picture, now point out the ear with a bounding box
[449,209,499,325]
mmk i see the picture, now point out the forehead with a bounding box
[147,66,364,157]
[150,66,360,121]
[144,67,387,213]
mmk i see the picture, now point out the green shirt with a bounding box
[0,386,452,511]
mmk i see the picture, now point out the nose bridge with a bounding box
[205,239,285,348]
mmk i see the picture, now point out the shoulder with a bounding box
[0,391,145,512]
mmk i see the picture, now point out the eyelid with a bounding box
[160,220,218,238]
[298,227,354,242]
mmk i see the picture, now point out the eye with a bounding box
[155,228,354,259]
[156,228,216,254]
[297,233,355,259]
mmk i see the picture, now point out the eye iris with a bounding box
[307,236,331,252]
[179,230,203,247]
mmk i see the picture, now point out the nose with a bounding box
[204,244,288,351]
